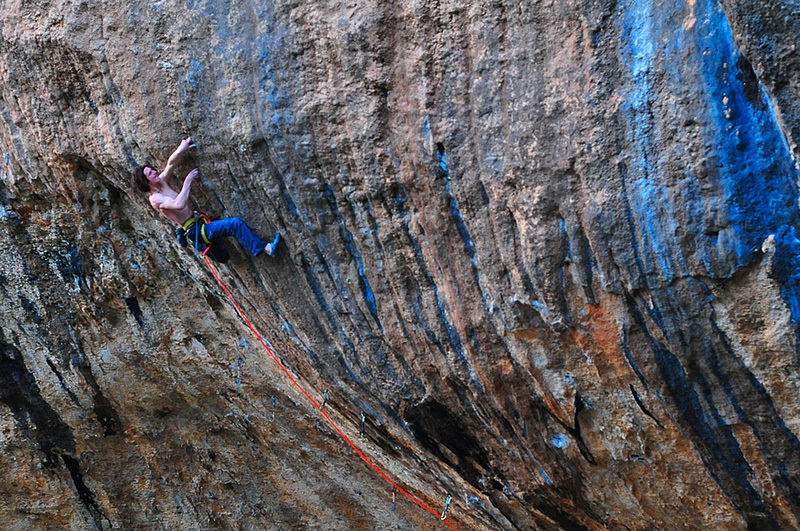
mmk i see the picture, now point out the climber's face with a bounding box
[143,166,159,183]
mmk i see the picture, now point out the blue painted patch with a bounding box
[437,147,449,175]
[365,204,383,247]
[689,1,798,258]
[539,466,554,485]
[255,10,294,135]
[344,226,381,328]
[618,0,799,286]
[442,167,496,316]
[531,300,547,314]
[422,115,433,153]
[445,181,477,269]
[184,59,205,88]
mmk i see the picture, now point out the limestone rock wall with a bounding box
[1,0,799,530]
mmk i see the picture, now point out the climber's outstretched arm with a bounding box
[150,168,199,212]
[159,137,196,180]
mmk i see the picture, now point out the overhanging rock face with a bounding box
[1,1,799,529]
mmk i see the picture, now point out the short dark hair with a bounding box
[132,165,153,193]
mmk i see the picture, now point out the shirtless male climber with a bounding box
[134,137,280,262]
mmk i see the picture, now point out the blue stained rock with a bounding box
[618,0,799,283]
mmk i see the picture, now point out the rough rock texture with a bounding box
[1,0,800,529]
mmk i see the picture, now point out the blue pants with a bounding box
[204,217,267,256]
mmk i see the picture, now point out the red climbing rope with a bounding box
[202,255,459,531]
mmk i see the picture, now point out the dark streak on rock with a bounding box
[19,295,42,325]
[321,181,382,330]
[569,394,597,465]
[123,296,144,327]
[403,398,491,488]
[62,454,109,529]
[393,182,474,381]
[0,333,75,465]
[629,384,664,428]
[45,357,81,406]
[76,361,121,437]
[626,292,781,529]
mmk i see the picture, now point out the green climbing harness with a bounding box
[176,211,212,247]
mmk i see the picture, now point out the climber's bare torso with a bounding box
[145,137,197,225]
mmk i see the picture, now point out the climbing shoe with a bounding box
[265,233,281,256]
